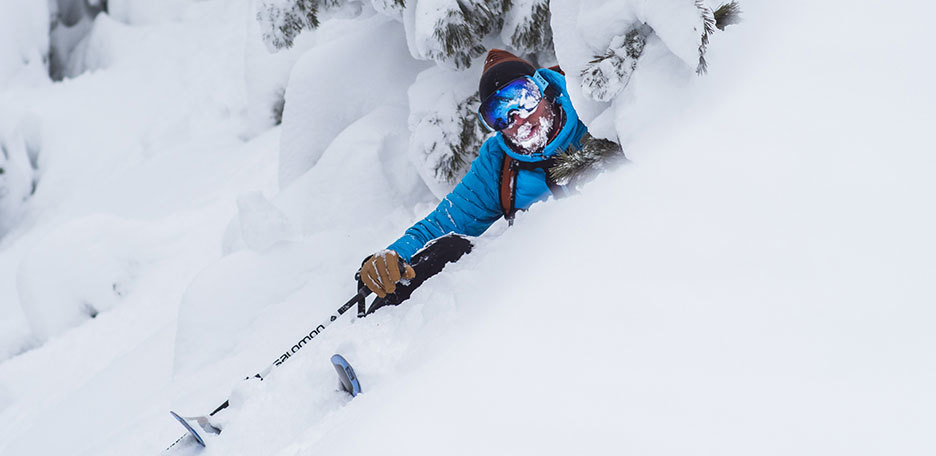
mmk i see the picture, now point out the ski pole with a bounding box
[185,257,405,421]
[203,285,372,418]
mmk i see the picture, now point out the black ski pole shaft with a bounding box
[206,287,372,417]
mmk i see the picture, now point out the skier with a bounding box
[358,49,590,313]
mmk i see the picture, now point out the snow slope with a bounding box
[1,0,934,455]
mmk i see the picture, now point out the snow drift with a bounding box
[277,15,426,189]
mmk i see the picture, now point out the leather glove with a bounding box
[359,250,416,298]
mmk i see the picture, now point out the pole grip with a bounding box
[356,288,367,317]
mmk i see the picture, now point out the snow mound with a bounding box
[0,0,49,89]
[16,214,188,341]
[236,191,297,252]
[0,121,39,237]
[179,104,430,383]
[277,15,426,189]
[107,0,193,25]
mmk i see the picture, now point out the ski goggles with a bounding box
[477,76,544,131]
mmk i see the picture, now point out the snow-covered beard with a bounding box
[508,104,556,154]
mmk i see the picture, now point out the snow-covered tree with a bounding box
[256,0,323,51]
[550,0,743,142]
[371,0,405,19]
[580,24,651,102]
[576,0,741,104]
[267,0,741,192]
[412,92,486,185]
[256,0,363,51]
[408,67,489,197]
[409,0,508,69]
[49,0,107,80]
[500,0,553,57]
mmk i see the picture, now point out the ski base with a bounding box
[331,354,362,397]
[169,411,207,447]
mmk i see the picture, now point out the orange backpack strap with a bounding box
[500,154,569,225]
[499,154,519,224]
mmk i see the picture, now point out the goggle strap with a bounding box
[531,72,549,92]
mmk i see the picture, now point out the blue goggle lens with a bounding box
[478,77,543,131]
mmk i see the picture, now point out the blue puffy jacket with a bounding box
[388,68,589,262]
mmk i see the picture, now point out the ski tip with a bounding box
[330,354,362,397]
[329,353,348,366]
[170,410,207,447]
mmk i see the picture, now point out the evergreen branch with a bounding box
[695,0,717,75]
[549,133,626,187]
[433,16,486,69]
[580,25,648,102]
[442,94,485,183]
[504,0,553,55]
[371,0,405,16]
[256,0,320,51]
[426,0,508,69]
[421,93,486,185]
[714,1,743,30]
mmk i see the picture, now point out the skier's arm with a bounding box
[388,144,503,262]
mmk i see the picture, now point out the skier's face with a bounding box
[502,97,555,151]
